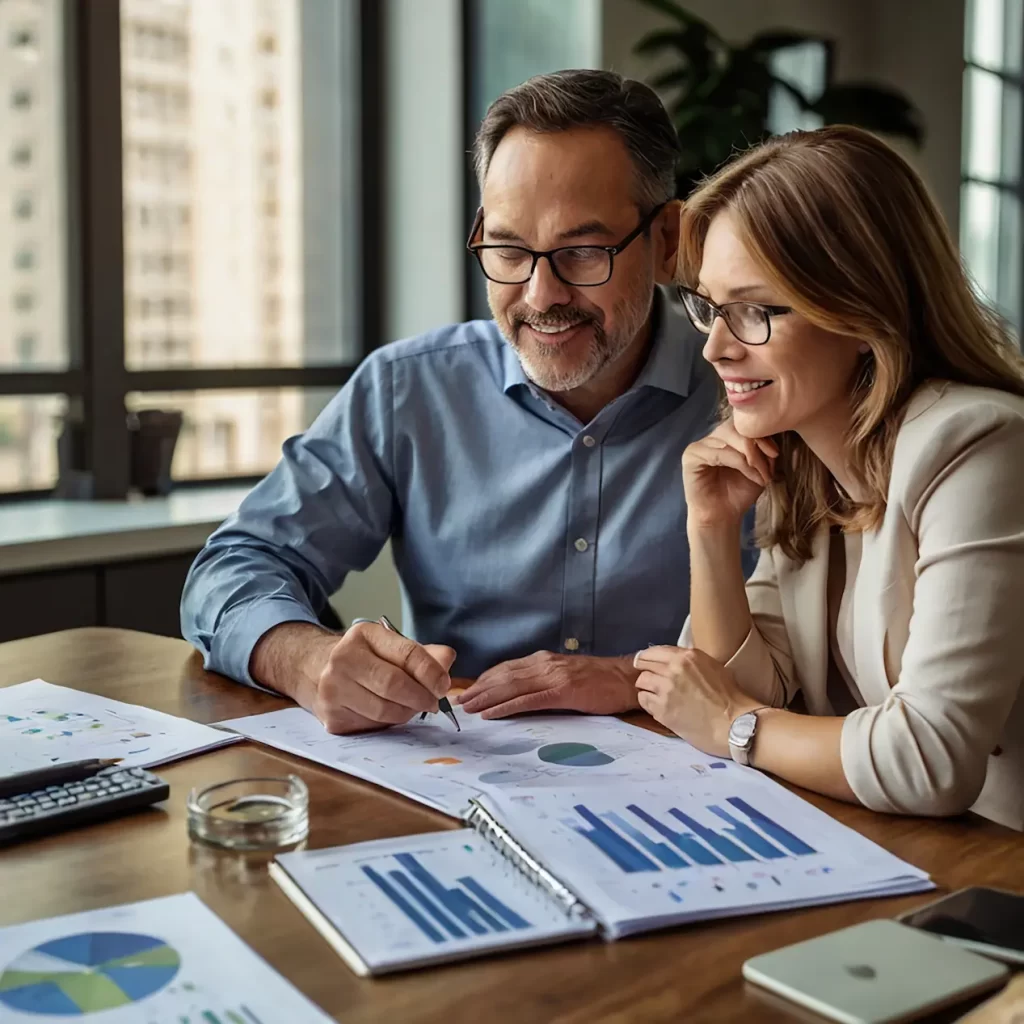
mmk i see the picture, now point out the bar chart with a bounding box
[361,853,533,944]
[564,795,818,874]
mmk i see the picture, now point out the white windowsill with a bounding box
[0,485,252,577]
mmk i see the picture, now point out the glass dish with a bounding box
[187,775,309,851]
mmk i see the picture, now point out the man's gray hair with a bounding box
[473,69,680,209]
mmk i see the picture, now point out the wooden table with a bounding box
[1,628,1022,1024]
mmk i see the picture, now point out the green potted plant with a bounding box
[634,0,926,194]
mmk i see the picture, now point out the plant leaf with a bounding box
[810,83,925,145]
[743,30,828,56]
[649,67,690,91]
[633,0,722,42]
[635,28,696,56]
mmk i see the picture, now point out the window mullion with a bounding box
[76,0,129,499]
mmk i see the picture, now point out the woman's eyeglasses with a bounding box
[678,286,792,346]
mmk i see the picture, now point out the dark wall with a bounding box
[0,552,198,644]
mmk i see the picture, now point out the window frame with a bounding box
[961,0,1024,342]
[0,0,385,500]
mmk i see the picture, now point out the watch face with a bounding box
[730,714,757,743]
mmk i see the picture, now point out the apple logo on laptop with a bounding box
[845,964,878,980]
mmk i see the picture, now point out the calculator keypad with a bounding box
[0,767,167,829]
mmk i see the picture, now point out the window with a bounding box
[16,333,35,364]
[467,0,600,126]
[464,0,602,319]
[767,43,828,136]
[0,396,65,492]
[961,0,1024,338]
[0,0,376,497]
[126,388,335,480]
[9,27,38,56]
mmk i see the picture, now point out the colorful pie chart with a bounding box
[0,932,180,1016]
[537,742,614,766]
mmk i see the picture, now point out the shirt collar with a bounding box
[631,286,697,398]
[500,286,698,399]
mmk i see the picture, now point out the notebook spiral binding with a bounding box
[465,799,594,923]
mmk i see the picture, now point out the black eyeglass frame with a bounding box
[466,202,668,287]
[677,285,793,346]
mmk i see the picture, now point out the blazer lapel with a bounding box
[778,527,831,714]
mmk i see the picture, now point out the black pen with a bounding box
[0,758,122,799]
[377,615,461,731]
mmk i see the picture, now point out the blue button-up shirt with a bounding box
[182,289,743,685]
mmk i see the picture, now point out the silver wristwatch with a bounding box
[728,709,764,766]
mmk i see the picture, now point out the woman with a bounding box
[634,125,1024,830]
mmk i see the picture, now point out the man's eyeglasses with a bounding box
[467,203,667,287]
[678,286,792,346]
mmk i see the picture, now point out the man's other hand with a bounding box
[455,653,640,719]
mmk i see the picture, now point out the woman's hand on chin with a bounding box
[682,420,777,530]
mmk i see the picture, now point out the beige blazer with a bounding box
[681,381,1024,830]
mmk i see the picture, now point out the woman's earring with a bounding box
[858,343,870,354]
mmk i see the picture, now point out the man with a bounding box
[181,69,733,734]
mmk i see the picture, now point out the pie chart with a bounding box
[537,742,614,766]
[0,932,180,1015]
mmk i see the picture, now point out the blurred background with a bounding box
[0,0,1017,640]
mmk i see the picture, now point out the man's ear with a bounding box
[654,199,682,285]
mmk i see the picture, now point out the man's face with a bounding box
[480,126,661,393]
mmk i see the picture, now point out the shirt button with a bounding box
[582,435,596,448]
[564,637,580,651]
[574,538,589,552]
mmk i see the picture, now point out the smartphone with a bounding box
[742,919,1009,1024]
[898,887,1024,965]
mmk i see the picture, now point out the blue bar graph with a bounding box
[567,796,819,874]
[458,877,531,929]
[568,805,661,873]
[727,797,817,855]
[387,870,467,938]
[362,854,533,943]
[667,809,755,862]
[602,812,688,868]
[394,853,492,935]
[626,804,723,866]
[362,866,445,943]
[707,804,787,859]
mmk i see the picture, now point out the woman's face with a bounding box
[697,211,865,441]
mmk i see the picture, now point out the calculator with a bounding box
[0,766,170,845]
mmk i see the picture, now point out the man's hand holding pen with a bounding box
[306,621,457,735]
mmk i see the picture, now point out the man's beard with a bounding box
[493,279,654,393]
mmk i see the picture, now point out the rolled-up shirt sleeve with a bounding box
[841,407,1024,817]
[180,356,396,686]
[679,547,797,708]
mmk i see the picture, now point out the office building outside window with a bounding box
[121,0,356,480]
[0,0,360,495]
[0,0,67,491]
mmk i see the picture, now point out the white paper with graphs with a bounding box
[0,680,238,775]
[269,768,932,973]
[217,706,732,817]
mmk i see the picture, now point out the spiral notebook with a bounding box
[270,775,932,974]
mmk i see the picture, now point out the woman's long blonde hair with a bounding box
[677,125,1024,563]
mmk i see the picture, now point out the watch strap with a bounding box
[728,705,771,765]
